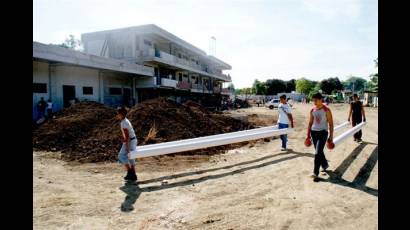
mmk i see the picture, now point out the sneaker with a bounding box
[281,147,287,151]
[321,165,329,172]
[311,174,320,182]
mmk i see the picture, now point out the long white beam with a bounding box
[130,126,291,159]
[334,121,350,132]
[333,122,367,147]
[135,125,279,150]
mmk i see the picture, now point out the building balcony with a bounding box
[161,78,178,88]
[142,48,231,82]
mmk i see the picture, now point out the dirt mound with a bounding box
[33,98,254,163]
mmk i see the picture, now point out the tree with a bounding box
[285,79,296,92]
[308,83,321,99]
[319,77,343,94]
[343,76,367,93]
[368,73,378,92]
[296,78,315,95]
[265,79,286,95]
[252,79,267,95]
[58,34,82,50]
[368,57,378,92]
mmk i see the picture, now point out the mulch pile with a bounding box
[33,98,254,163]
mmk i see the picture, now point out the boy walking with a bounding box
[116,107,138,181]
[348,94,366,142]
[277,94,294,151]
[306,93,334,181]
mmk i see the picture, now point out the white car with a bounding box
[265,99,280,109]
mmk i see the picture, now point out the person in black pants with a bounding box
[348,94,366,142]
[306,93,334,181]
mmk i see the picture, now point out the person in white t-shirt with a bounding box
[116,107,138,182]
[277,94,294,151]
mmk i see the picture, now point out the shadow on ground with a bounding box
[120,142,378,212]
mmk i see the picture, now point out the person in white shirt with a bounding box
[277,94,294,151]
[116,107,138,181]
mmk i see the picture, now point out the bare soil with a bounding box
[33,103,378,230]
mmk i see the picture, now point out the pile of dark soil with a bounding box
[33,98,254,163]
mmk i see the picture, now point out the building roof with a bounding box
[33,42,154,76]
[82,24,232,70]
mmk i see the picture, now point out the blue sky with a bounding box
[33,0,378,88]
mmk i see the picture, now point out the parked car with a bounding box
[265,99,280,109]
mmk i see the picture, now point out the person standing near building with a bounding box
[37,97,47,120]
[277,94,294,151]
[306,93,334,181]
[47,99,53,118]
[116,107,138,182]
[347,94,366,142]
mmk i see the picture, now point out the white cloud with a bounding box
[302,0,361,21]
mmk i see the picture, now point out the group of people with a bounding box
[276,93,366,181]
[114,92,366,183]
[36,97,53,121]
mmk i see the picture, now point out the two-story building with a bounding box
[81,24,232,103]
[33,24,232,120]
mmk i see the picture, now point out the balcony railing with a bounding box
[143,48,231,81]
[161,78,178,88]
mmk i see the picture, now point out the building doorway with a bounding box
[63,85,76,107]
[123,88,131,107]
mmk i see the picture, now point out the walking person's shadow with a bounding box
[120,181,142,212]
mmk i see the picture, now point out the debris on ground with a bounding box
[33,98,254,163]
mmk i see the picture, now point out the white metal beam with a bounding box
[333,122,367,147]
[130,125,289,159]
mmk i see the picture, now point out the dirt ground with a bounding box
[33,103,378,230]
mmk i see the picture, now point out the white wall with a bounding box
[53,65,100,111]
[102,71,132,106]
[33,61,50,119]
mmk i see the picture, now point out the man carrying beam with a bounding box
[348,94,366,143]
[306,93,334,181]
[277,94,294,151]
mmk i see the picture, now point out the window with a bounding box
[33,83,47,93]
[178,73,183,81]
[178,53,182,58]
[109,87,122,95]
[82,86,93,95]
[143,40,152,46]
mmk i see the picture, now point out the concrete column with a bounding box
[99,71,104,104]
[132,75,136,105]
[49,64,58,108]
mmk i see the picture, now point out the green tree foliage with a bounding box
[58,35,82,50]
[285,79,296,92]
[308,84,321,99]
[319,77,343,94]
[368,73,378,92]
[265,79,286,95]
[342,76,367,92]
[252,79,267,95]
[296,78,315,95]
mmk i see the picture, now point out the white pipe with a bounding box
[334,121,350,132]
[130,126,293,159]
[133,125,278,149]
[333,122,366,147]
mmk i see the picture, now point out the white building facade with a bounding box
[33,24,232,120]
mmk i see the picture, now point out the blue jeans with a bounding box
[310,130,329,175]
[278,123,289,148]
[118,139,137,166]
